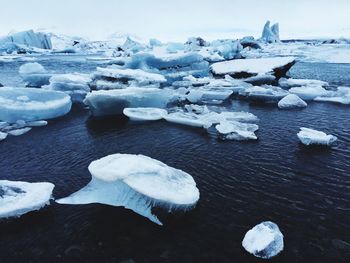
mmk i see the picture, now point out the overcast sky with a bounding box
[1,0,349,41]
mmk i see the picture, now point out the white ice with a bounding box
[123,107,168,121]
[314,86,350,105]
[278,78,328,89]
[216,120,259,141]
[278,94,307,109]
[7,127,32,136]
[240,85,289,103]
[0,30,52,50]
[297,128,337,146]
[0,180,54,219]
[19,62,51,87]
[289,85,329,100]
[0,87,72,123]
[56,154,200,225]
[211,57,295,77]
[242,221,284,259]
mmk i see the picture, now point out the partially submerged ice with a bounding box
[84,87,176,116]
[278,78,328,89]
[242,221,284,259]
[123,107,168,121]
[0,180,54,219]
[297,128,337,146]
[0,30,52,50]
[289,85,329,101]
[278,94,307,109]
[211,57,295,79]
[215,120,259,140]
[43,73,92,102]
[239,85,289,103]
[314,86,350,105]
[56,154,200,225]
[260,21,281,43]
[0,87,72,123]
[19,62,52,87]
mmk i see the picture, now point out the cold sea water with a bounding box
[0,55,349,263]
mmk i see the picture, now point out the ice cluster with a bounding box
[297,128,337,146]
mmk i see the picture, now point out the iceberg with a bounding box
[240,36,262,49]
[43,73,92,102]
[84,87,176,116]
[0,30,52,50]
[278,94,307,109]
[56,154,200,225]
[278,78,328,89]
[210,39,243,60]
[297,128,337,146]
[289,85,329,100]
[0,87,72,123]
[0,180,54,219]
[314,86,350,105]
[261,21,280,43]
[123,107,168,121]
[216,120,258,140]
[242,221,284,259]
[19,62,51,87]
[211,57,295,79]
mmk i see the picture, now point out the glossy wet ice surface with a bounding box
[0,56,349,262]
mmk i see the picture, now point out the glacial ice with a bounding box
[0,87,72,123]
[242,221,284,259]
[215,121,259,141]
[211,57,295,78]
[210,39,243,60]
[84,87,177,116]
[43,73,92,102]
[56,154,200,225]
[240,85,289,103]
[0,30,52,50]
[0,180,54,219]
[314,86,350,105]
[289,85,329,100]
[261,21,281,43]
[123,107,168,121]
[278,94,307,109]
[278,78,328,89]
[297,128,337,146]
[19,62,51,87]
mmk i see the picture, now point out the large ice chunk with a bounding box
[297,128,337,146]
[211,57,295,79]
[216,120,258,140]
[279,78,328,89]
[123,107,167,121]
[240,85,289,103]
[242,221,284,259]
[84,87,176,116]
[56,154,200,225]
[0,87,72,123]
[261,21,280,43]
[19,62,51,87]
[0,30,52,49]
[0,180,54,219]
[43,73,92,102]
[278,94,307,109]
[314,86,350,105]
[289,85,329,100]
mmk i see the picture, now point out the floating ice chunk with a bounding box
[240,85,289,103]
[240,36,261,49]
[210,39,243,60]
[0,131,7,141]
[56,154,199,225]
[7,127,32,136]
[242,221,284,259]
[19,62,51,87]
[164,111,207,128]
[289,85,329,100]
[84,87,176,116]
[278,94,307,109]
[186,87,233,103]
[0,87,72,123]
[216,121,258,140]
[261,21,280,43]
[44,73,92,102]
[0,30,52,49]
[314,86,350,105]
[25,120,48,127]
[0,180,54,219]
[219,111,259,123]
[279,78,328,89]
[123,107,167,121]
[211,57,295,78]
[297,128,337,146]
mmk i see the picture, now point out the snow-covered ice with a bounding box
[56,154,200,225]
[123,107,167,121]
[0,180,54,219]
[314,86,350,105]
[240,85,289,103]
[279,78,328,89]
[19,62,51,87]
[242,221,284,259]
[216,120,259,140]
[0,87,72,123]
[43,73,92,102]
[211,57,295,78]
[289,85,329,100]
[278,94,307,109]
[297,128,337,146]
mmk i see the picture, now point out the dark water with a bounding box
[0,57,349,263]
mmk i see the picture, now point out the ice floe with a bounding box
[242,221,284,259]
[216,121,259,141]
[297,128,337,146]
[239,85,289,103]
[289,85,329,101]
[314,86,350,105]
[0,87,71,123]
[19,62,52,87]
[56,154,200,225]
[278,94,307,109]
[123,107,168,121]
[0,180,54,219]
[279,78,328,89]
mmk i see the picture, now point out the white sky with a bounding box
[1,0,350,41]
